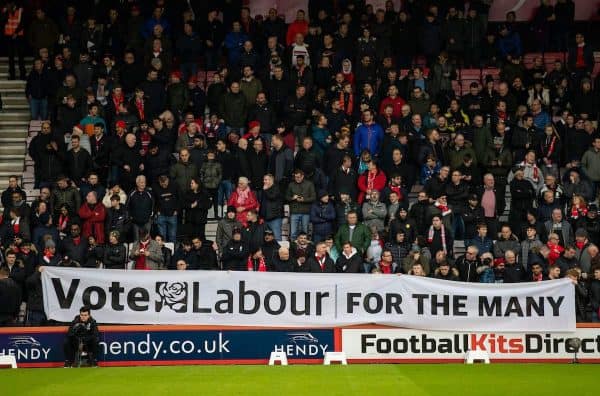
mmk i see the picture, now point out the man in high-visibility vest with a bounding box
[1,1,26,80]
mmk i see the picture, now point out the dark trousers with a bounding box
[5,36,26,79]
[63,335,99,363]
[485,217,498,240]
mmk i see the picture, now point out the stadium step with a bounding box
[0,80,26,89]
[0,112,30,121]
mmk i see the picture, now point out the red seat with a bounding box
[413,55,427,67]
[543,52,567,64]
[523,53,543,69]
[482,68,500,82]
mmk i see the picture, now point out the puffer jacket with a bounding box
[200,160,222,189]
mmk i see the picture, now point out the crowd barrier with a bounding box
[1,324,598,367]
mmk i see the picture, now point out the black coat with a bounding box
[307,256,336,273]
[245,149,268,190]
[328,167,358,201]
[335,252,363,273]
[243,220,268,254]
[221,240,249,271]
[183,189,211,225]
[103,243,127,269]
[260,186,283,221]
[28,132,66,182]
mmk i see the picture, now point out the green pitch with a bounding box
[2,364,597,396]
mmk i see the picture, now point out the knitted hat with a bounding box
[115,120,127,129]
[248,120,261,131]
[227,205,237,214]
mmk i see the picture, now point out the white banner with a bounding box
[342,328,600,361]
[42,268,576,332]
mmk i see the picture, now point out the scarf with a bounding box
[571,204,588,219]
[428,225,447,253]
[236,187,250,206]
[135,240,150,270]
[367,170,377,191]
[544,136,557,163]
[389,184,403,201]
[135,98,145,121]
[339,91,353,116]
[43,248,54,263]
[112,94,124,111]
[532,273,543,282]
[58,214,69,231]
[434,201,452,216]
[575,241,586,250]
[11,218,19,234]
[315,254,327,271]
[247,256,267,272]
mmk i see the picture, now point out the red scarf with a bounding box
[428,225,447,253]
[43,248,54,263]
[389,184,403,201]
[571,204,588,219]
[575,241,586,250]
[11,218,19,234]
[112,94,124,111]
[367,170,377,191]
[315,254,327,271]
[532,273,543,282]
[339,91,353,116]
[58,214,69,231]
[247,257,267,272]
[135,98,145,121]
[544,136,557,163]
[135,240,150,270]
[73,236,81,246]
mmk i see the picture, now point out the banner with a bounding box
[342,327,600,362]
[0,326,334,367]
[42,268,576,332]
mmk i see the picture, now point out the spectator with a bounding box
[130,229,163,270]
[103,231,126,269]
[286,170,316,240]
[228,176,259,226]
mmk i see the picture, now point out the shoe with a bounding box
[90,360,98,367]
[64,361,72,368]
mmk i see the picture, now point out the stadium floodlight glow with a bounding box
[566,338,581,364]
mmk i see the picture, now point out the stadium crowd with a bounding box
[0,0,599,326]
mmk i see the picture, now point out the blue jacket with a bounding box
[353,122,384,157]
[497,31,522,58]
[533,111,551,135]
[312,126,331,156]
[224,31,248,67]
[143,17,171,38]
[471,236,493,255]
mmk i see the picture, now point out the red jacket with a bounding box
[228,189,259,226]
[286,20,308,45]
[78,203,106,244]
[357,170,387,204]
[379,96,406,118]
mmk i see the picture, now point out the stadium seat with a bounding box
[543,52,567,72]
[523,53,543,69]
[482,68,500,81]
[399,69,410,79]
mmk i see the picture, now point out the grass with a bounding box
[1,364,598,396]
